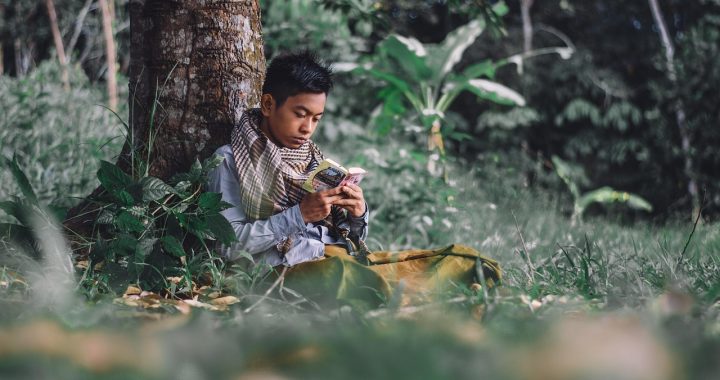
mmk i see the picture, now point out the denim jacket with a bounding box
[206,145,369,267]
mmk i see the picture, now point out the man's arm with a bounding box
[207,146,325,265]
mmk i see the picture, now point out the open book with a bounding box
[303,159,367,192]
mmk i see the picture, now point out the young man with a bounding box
[208,52,368,267]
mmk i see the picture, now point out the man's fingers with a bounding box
[332,199,360,207]
[340,186,363,199]
[333,199,366,218]
[322,194,345,203]
[318,187,344,197]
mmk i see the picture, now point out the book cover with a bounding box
[303,159,367,192]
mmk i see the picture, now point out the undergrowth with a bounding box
[0,62,719,380]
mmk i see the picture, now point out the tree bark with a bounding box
[44,0,70,90]
[648,0,701,221]
[126,0,265,179]
[99,0,118,111]
[64,0,265,237]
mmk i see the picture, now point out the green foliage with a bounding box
[552,156,652,223]
[1,4,720,378]
[673,4,720,213]
[318,0,507,38]
[354,13,526,138]
[468,0,720,217]
[345,140,455,249]
[343,7,571,180]
[83,156,237,293]
[0,158,64,262]
[0,152,238,295]
[337,15,516,181]
[0,61,125,212]
[5,155,39,205]
[477,107,541,130]
[261,0,366,60]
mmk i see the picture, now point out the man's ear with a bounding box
[260,94,275,117]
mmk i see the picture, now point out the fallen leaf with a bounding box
[211,296,240,306]
[124,285,142,296]
[182,299,221,311]
[207,291,222,299]
[174,302,192,315]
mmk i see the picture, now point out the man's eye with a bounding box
[295,113,306,118]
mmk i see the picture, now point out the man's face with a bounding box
[260,92,326,149]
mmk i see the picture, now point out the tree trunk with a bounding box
[13,38,26,76]
[648,0,701,221]
[44,0,70,90]
[520,0,535,187]
[521,0,534,53]
[64,0,265,237]
[99,0,118,111]
[67,0,94,64]
[108,0,116,21]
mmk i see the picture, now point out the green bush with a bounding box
[80,156,237,294]
[0,61,126,213]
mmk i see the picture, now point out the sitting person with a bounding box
[207,51,368,267]
[208,52,500,309]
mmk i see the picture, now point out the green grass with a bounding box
[1,66,719,380]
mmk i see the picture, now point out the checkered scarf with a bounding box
[230,109,350,250]
[230,108,318,219]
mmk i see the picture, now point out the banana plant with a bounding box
[339,2,573,178]
[551,155,653,224]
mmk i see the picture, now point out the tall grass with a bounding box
[0,63,719,380]
[323,127,720,304]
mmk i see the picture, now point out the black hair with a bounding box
[262,51,334,106]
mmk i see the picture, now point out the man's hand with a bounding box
[332,184,366,218]
[299,187,345,223]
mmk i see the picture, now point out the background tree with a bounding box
[440,0,720,219]
[98,0,117,111]
[43,0,70,90]
[2,0,718,223]
[64,0,265,233]
[648,0,700,221]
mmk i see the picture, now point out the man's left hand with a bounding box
[332,184,366,218]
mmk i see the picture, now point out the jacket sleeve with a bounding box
[347,205,369,241]
[206,148,325,266]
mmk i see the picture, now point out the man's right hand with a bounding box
[299,187,345,223]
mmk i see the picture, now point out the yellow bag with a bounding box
[280,244,501,311]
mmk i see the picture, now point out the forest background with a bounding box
[0,1,719,379]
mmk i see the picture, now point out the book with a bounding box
[302,159,367,192]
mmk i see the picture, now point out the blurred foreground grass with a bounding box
[1,65,719,379]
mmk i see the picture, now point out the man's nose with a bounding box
[299,119,313,133]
